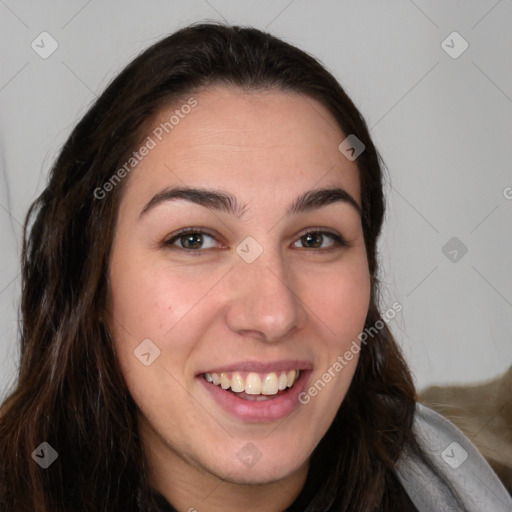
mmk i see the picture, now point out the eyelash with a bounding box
[162,227,350,255]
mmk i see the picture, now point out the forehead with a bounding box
[125,86,361,208]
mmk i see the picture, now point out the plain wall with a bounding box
[1,0,511,400]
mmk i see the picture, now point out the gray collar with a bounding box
[396,403,512,511]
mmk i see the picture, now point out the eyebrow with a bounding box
[139,185,361,220]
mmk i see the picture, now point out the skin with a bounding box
[107,85,371,511]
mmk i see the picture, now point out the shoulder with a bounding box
[395,402,512,512]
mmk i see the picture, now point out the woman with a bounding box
[0,22,509,512]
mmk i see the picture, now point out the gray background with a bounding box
[1,0,511,400]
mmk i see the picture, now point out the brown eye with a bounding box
[164,229,220,251]
[292,230,347,250]
[300,233,324,248]
[179,233,204,249]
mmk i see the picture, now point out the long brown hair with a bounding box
[0,22,448,511]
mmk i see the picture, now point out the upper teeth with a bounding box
[203,370,301,395]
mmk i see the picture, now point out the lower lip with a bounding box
[197,371,310,422]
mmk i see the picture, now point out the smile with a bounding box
[202,370,301,398]
[197,362,311,422]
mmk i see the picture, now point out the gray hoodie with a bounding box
[396,403,512,511]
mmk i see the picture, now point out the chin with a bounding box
[204,445,308,485]
[221,462,303,486]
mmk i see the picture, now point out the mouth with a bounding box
[202,369,302,401]
[196,362,312,422]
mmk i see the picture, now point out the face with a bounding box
[107,86,371,492]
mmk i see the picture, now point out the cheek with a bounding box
[302,258,371,342]
[107,263,201,425]
[107,253,229,404]
[109,249,220,339]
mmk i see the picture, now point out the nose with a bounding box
[225,246,307,343]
